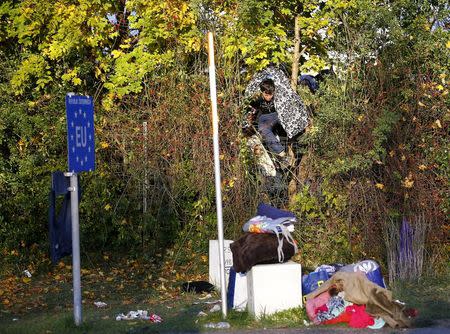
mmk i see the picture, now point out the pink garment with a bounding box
[346,304,375,328]
[306,291,331,324]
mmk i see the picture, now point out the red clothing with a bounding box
[315,304,328,314]
[346,305,375,328]
[323,311,352,325]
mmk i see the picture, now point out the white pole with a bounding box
[65,172,82,325]
[207,31,227,318]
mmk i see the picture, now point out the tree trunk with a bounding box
[288,16,301,205]
[291,16,300,90]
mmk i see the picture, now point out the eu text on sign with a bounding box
[65,94,95,172]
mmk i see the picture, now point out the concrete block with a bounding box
[247,261,302,318]
[208,240,233,290]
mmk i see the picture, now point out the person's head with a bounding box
[260,78,275,102]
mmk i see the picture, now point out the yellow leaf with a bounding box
[436,84,444,91]
[375,183,384,190]
[100,142,109,149]
[418,101,425,107]
[2,299,10,305]
[446,41,450,49]
[201,255,207,263]
[357,115,364,121]
[111,50,122,59]
[402,174,414,188]
[418,164,427,171]
[95,67,102,78]
[104,204,111,211]
[22,277,31,284]
[435,120,442,128]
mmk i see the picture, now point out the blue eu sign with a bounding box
[66,94,95,173]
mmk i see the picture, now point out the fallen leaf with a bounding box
[434,120,442,128]
[402,174,414,188]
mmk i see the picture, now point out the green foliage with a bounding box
[297,0,449,269]
[0,0,448,275]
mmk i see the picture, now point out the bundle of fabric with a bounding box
[305,271,412,328]
[230,203,298,273]
[230,232,297,273]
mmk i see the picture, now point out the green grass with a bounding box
[391,271,450,328]
[0,289,308,334]
[0,295,206,334]
[1,267,449,333]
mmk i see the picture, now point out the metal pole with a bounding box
[207,31,227,318]
[65,172,82,325]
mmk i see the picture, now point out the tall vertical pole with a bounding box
[143,121,148,215]
[207,31,227,318]
[66,172,82,325]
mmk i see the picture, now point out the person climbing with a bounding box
[298,74,319,94]
[243,78,291,168]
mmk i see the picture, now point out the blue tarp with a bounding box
[48,172,80,264]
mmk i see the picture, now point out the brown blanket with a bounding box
[230,233,296,273]
[304,271,411,328]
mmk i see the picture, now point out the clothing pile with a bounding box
[305,271,413,328]
[230,203,298,273]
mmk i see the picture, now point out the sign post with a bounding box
[207,32,227,318]
[65,93,95,326]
